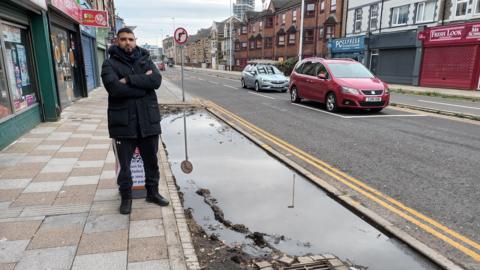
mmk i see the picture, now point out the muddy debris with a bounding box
[246,232,268,248]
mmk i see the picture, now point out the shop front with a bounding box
[368,30,421,85]
[419,23,480,90]
[79,0,99,91]
[329,35,366,64]
[48,0,86,108]
[0,0,58,149]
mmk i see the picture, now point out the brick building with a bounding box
[234,0,343,71]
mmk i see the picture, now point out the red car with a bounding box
[156,61,165,71]
[289,58,390,112]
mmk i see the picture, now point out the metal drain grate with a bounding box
[281,260,334,270]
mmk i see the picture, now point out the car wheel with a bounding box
[370,108,383,113]
[290,87,301,103]
[326,92,338,112]
[241,78,246,89]
[254,81,261,92]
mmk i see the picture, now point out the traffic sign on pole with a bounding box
[174,27,188,45]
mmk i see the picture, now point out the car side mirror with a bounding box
[318,73,327,80]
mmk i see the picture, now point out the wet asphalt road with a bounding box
[161,67,480,268]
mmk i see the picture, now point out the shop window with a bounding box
[288,33,296,45]
[331,0,337,12]
[293,10,297,22]
[306,3,316,17]
[278,35,285,46]
[416,2,436,23]
[354,8,363,33]
[455,0,468,17]
[391,5,410,26]
[265,37,273,48]
[0,23,38,119]
[320,0,325,12]
[304,29,314,43]
[370,4,379,30]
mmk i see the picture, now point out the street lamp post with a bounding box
[298,0,305,61]
[229,0,233,71]
[172,17,176,64]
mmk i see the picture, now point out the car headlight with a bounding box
[342,86,360,95]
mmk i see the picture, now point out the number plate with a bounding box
[366,97,382,102]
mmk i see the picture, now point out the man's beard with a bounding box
[123,46,134,54]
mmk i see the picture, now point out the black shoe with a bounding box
[119,198,132,214]
[119,190,132,215]
[145,186,170,206]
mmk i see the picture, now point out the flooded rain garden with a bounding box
[160,105,440,270]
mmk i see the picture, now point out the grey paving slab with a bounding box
[100,170,115,179]
[129,219,164,239]
[71,251,127,270]
[84,214,129,233]
[15,246,76,270]
[64,175,100,186]
[20,204,91,217]
[58,147,84,153]
[23,181,64,193]
[93,189,119,201]
[0,240,29,263]
[0,179,31,190]
[128,259,170,270]
[41,213,88,229]
[18,156,51,163]
[74,160,105,168]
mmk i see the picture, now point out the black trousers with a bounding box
[113,135,160,195]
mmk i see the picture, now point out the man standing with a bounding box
[101,28,169,215]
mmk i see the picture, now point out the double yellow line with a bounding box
[207,100,480,262]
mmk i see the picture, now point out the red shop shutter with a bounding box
[420,45,479,89]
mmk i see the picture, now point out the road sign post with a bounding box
[174,27,188,102]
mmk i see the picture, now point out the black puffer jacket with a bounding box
[101,46,162,139]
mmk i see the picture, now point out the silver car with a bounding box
[241,64,289,92]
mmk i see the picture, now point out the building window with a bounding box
[266,17,274,28]
[256,39,262,48]
[242,26,247,34]
[304,29,314,43]
[288,33,296,45]
[320,0,325,12]
[235,42,240,50]
[369,4,379,30]
[278,35,285,46]
[455,0,468,17]
[0,23,38,119]
[326,25,334,38]
[260,21,263,30]
[476,0,480,14]
[319,27,324,39]
[415,2,436,23]
[242,42,247,50]
[282,13,286,25]
[391,5,409,26]
[354,8,362,33]
[306,3,315,16]
[331,0,337,12]
[265,37,273,48]
[250,40,255,49]
[293,10,297,22]
[253,25,256,33]
[236,59,240,66]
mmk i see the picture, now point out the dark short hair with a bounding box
[117,27,134,36]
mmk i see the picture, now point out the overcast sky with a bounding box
[115,0,266,47]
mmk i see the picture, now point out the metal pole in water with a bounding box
[289,174,296,208]
[183,110,188,161]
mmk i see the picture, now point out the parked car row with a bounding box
[240,58,390,113]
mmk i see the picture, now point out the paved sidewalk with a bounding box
[0,86,199,270]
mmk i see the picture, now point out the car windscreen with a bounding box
[257,66,281,75]
[327,63,374,78]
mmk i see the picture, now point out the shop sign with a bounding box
[422,23,480,45]
[330,36,365,53]
[82,10,109,28]
[429,25,464,41]
[50,0,82,23]
[466,23,480,39]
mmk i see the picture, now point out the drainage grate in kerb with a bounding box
[281,261,335,270]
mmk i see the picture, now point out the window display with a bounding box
[1,23,37,116]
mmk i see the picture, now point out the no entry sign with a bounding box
[174,27,188,45]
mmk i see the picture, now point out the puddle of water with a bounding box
[161,109,439,270]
